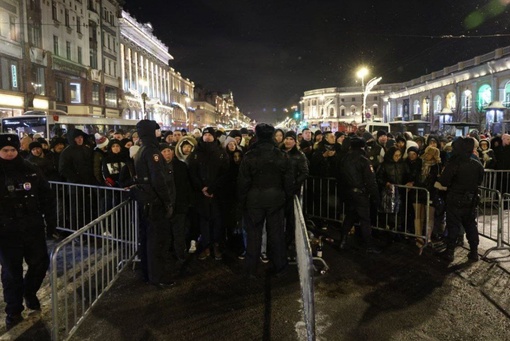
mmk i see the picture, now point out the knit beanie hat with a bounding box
[284,131,297,141]
[95,133,109,149]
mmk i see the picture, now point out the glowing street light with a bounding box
[356,67,369,88]
[357,67,369,122]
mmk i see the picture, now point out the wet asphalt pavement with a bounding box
[3,228,510,341]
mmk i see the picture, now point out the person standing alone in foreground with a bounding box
[438,137,484,262]
[133,120,176,288]
[0,134,57,329]
[237,123,294,277]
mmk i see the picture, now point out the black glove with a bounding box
[165,204,174,219]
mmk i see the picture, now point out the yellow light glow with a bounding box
[0,94,23,107]
[357,67,369,79]
[33,98,49,109]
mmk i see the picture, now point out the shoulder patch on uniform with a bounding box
[153,154,160,162]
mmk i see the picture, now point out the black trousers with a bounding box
[445,200,479,251]
[0,235,49,315]
[170,213,187,264]
[141,208,172,284]
[244,206,286,275]
[342,192,373,244]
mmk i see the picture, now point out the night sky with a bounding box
[122,0,510,122]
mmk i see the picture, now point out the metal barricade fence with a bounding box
[482,170,510,196]
[374,184,430,247]
[293,195,316,341]
[302,176,430,247]
[49,181,130,233]
[50,199,138,341]
[481,188,510,260]
[303,176,344,225]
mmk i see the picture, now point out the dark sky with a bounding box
[122,0,510,122]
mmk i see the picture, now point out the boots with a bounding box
[468,246,479,262]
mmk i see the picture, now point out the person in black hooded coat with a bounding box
[132,119,176,288]
[237,123,294,277]
[188,127,230,261]
[59,129,97,185]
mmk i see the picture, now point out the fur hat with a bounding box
[29,141,43,151]
[129,145,140,158]
[0,134,20,150]
[350,137,366,149]
[255,123,275,141]
[95,133,109,149]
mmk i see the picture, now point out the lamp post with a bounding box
[363,76,382,123]
[425,96,430,121]
[141,92,148,119]
[357,67,368,123]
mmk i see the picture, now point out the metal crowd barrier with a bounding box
[302,176,431,248]
[482,170,510,196]
[50,199,138,341]
[294,195,316,341]
[50,181,130,233]
[481,189,510,260]
[374,184,431,248]
[303,176,345,226]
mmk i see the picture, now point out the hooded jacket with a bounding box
[101,139,127,186]
[59,129,97,184]
[175,135,197,164]
[133,120,174,207]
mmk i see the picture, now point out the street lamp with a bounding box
[185,97,191,131]
[362,76,382,123]
[357,67,369,122]
[425,96,430,121]
[141,92,148,119]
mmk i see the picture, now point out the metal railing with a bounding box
[374,184,431,248]
[50,199,138,341]
[50,181,130,233]
[481,189,510,260]
[482,170,510,197]
[303,176,344,225]
[302,177,431,248]
[294,195,316,341]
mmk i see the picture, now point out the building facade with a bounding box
[302,46,510,135]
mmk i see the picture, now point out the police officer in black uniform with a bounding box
[438,137,484,262]
[337,137,381,253]
[133,120,176,288]
[237,123,294,277]
[0,134,57,329]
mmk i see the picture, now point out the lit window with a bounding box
[70,82,82,103]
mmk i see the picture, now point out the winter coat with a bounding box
[59,129,97,185]
[101,140,127,187]
[175,135,197,164]
[310,141,336,177]
[237,140,294,209]
[281,145,309,195]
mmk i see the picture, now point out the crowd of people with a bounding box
[0,120,499,328]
